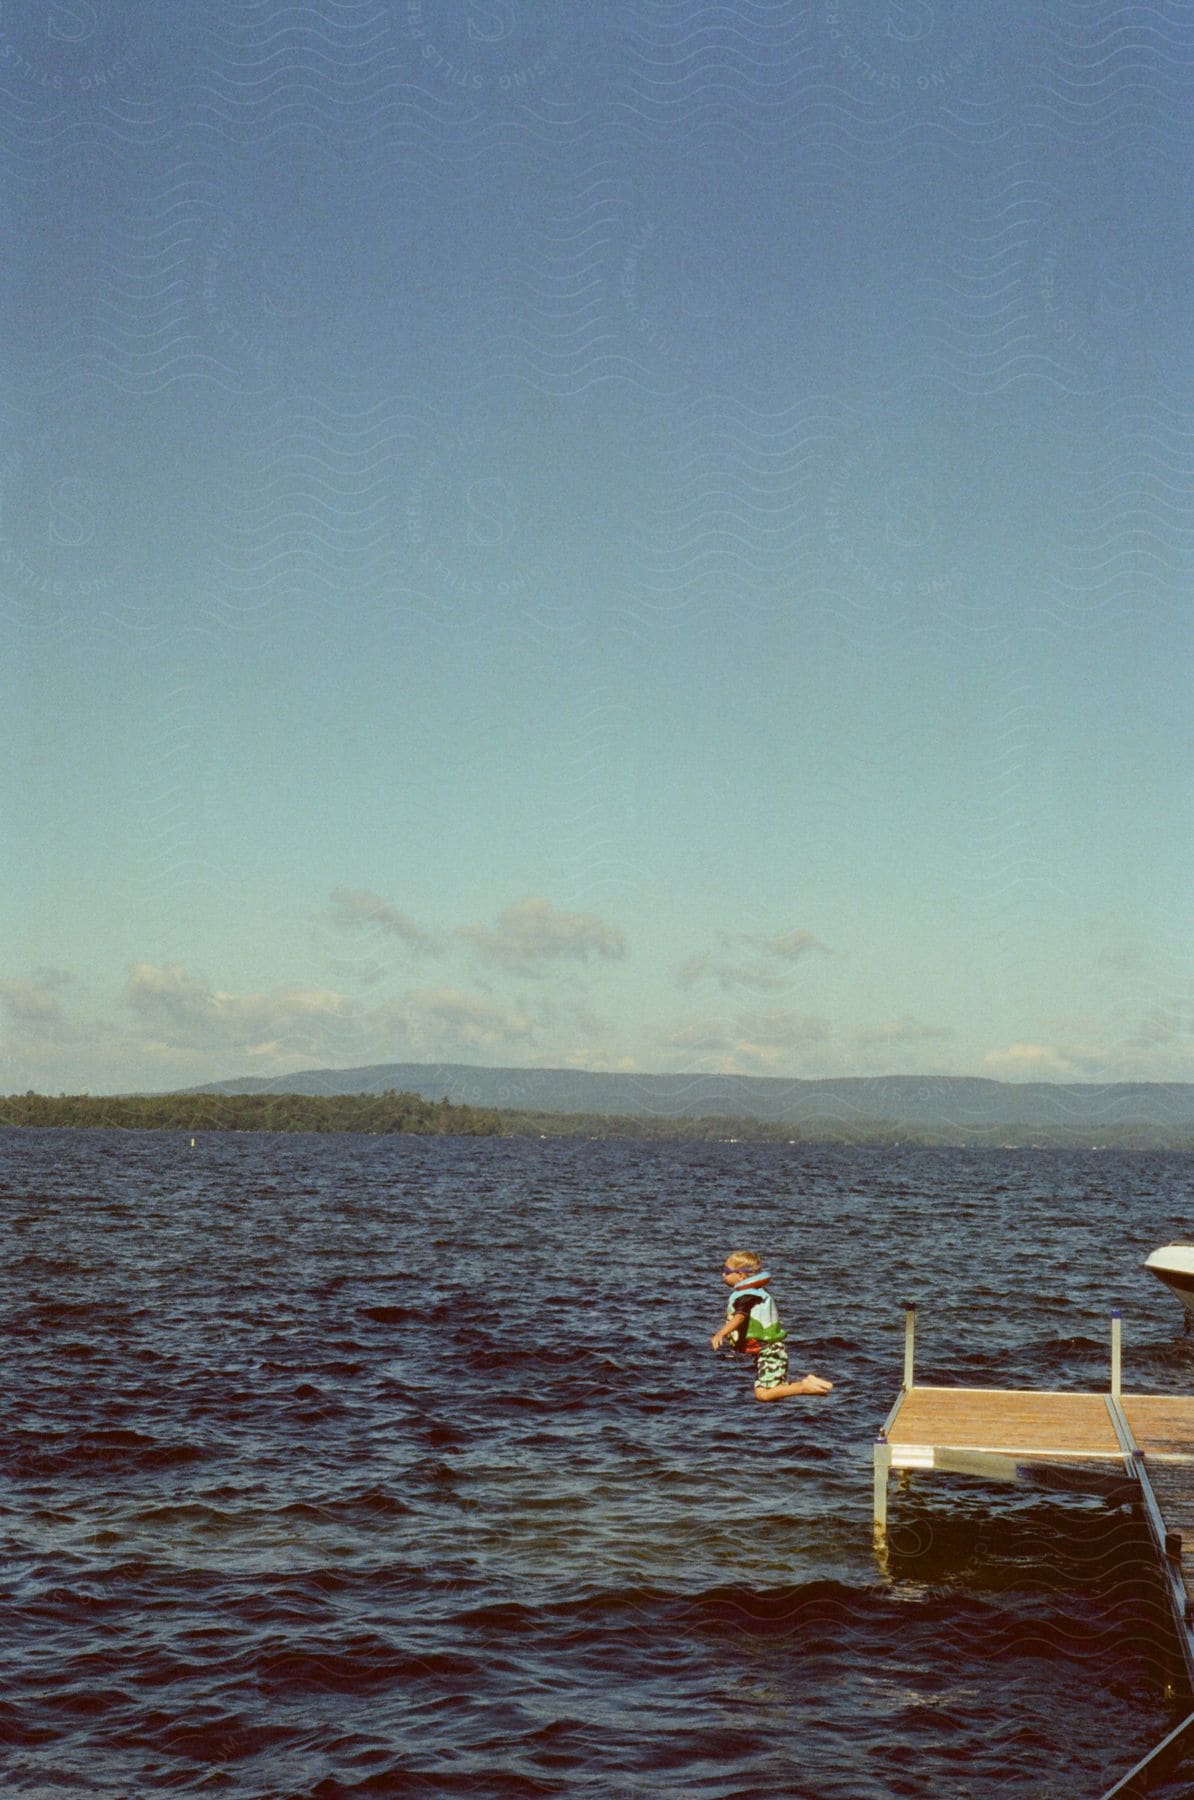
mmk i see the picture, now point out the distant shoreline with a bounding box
[3,1091,1193,1149]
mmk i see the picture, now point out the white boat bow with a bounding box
[1145,1245,1194,1317]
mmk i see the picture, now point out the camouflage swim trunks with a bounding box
[753,1340,790,1389]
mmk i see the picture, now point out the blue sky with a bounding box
[2,0,1192,1093]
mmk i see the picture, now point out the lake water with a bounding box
[3,1128,1194,1797]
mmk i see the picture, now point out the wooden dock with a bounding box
[873,1307,1194,1796]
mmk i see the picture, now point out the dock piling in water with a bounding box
[902,1302,917,1390]
[1111,1308,1122,1399]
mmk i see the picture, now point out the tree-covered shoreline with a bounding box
[0,1089,503,1136]
[0,1089,902,1141]
[3,1089,1194,1147]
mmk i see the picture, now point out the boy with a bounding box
[710,1250,833,1400]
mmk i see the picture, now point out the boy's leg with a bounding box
[755,1373,833,1399]
[752,1341,832,1399]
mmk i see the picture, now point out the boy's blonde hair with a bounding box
[724,1250,762,1273]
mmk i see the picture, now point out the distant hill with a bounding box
[179,1062,1194,1145]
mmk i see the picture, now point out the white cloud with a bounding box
[32,966,75,990]
[0,973,92,1064]
[560,1049,639,1072]
[108,958,615,1082]
[660,1011,830,1073]
[327,888,440,953]
[676,953,787,994]
[738,1010,830,1048]
[982,1042,1078,1081]
[124,962,358,1061]
[724,1013,831,1073]
[458,896,625,975]
[406,986,536,1051]
[0,978,67,1029]
[324,956,389,991]
[1127,1010,1183,1049]
[677,927,827,993]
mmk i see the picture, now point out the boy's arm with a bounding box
[711,1309,748,1350]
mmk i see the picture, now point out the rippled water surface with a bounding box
[4,1129,1194,1797]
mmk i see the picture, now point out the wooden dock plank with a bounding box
[1124,1395,1194,1460]
[887,1387,1122,1457]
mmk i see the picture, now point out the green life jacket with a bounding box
[726,1279,786,1349]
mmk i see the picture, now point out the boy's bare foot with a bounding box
[754,1373,834,1400]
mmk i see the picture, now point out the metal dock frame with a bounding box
[873,1304,1194,1796]
[872,1301,916,1543]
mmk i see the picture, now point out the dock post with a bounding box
[1111,1309,1122,1400]
[902,1302,917,1390]
[874,1435,892,1541]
